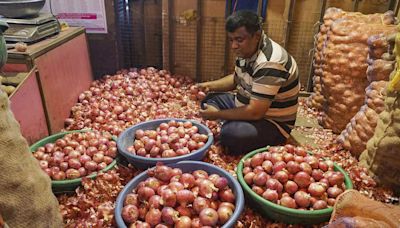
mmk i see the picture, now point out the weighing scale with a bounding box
[3,13,60,43]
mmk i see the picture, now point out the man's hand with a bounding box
[196,82,211,93]
[199,104,219,120]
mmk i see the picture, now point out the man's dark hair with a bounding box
[226,10,262,35]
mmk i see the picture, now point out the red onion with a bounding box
[122,204,139,223]
[266,178,283,193]
[244,172,256,185]
[253,172,269,186]
[168,181,184,193]
[138,186,155,201]
[250,153,264,168]
[180,173,195,188]
[261,160,273,174]
[145,208,161,226]
[193,197,210,214]
[327,186,344,198]
[175,216,192,228]
[280,196,297,208]
[176,205,193,217]
[145,177,161,191]
[299,162,312,175]
[160,188,176,207]
[328,172,345,186]
[65,168,80,179]
[312,169,324,181]
[294,191,311,208]
[284,144,295,154]
[304,156,319,169]
[294,171,311,188]
[313,200,327,210]
[274,171,289,184]
[154,165,173,182]
[148,195,162,209]
[252,186,266,196]
[198,179,217,199]
[294,147,307,156]
[176,189,195,206]
[262,189,279,203]
[193,170,208,179]
[124,193,139,206]
[218,188,235,203]
[308,183,326,197]
[161,207,178,225]
[284,180,299,195]
[199,208,218,226]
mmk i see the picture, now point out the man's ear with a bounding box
[254,30,262,40]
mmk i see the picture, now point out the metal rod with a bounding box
[394,0,400,16]
[168,0,174,73]
[388,0,396,11]
[195,0,202,82]
[257,0,263,17]
[352,0,360,12]
[283,0,295,49]
[223,0,233,76]
[306,0,328,92]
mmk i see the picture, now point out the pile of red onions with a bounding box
[64,67,219,137]
[127,120,209,158]
[32,131,117,180]
[121,164,236,227]
[243,145,346,210]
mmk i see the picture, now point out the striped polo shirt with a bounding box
[233,32,300,138]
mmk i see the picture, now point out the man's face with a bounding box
[228,26,260,59]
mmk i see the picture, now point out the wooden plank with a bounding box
[144,0,162,68]
[35,33,93,133]
[2,63,29,72]
[9,68,49,144]
[7,27,85,60]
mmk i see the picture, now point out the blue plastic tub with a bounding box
[115,161,245,228]
[117,118,214,169]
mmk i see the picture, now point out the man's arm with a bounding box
[200,98,271,121]
[197,74,236,92]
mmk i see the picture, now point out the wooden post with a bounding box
[196,0,203,82]
[223,0,232,76]
[168,0,174,73]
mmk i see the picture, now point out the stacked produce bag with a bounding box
[319,11,396,133]
[359,30,400,193]
[337,34,396,157]
[308,8,395,112]
[308,8,344,111]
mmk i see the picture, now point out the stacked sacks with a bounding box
[308,8,345,111]
[319,12,396,133]
[336,34,396,157]
[307,8,394,111]
[337,81,388,157]
[359,31,400,193]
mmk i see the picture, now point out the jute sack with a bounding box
[328,190,400,227]
[359,31,400,193]
[0,89,63,227]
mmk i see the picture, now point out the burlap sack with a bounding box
[359,31,400,192]
[0,89,63,227]
[328,190,400,228]
[359,73,400,192]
